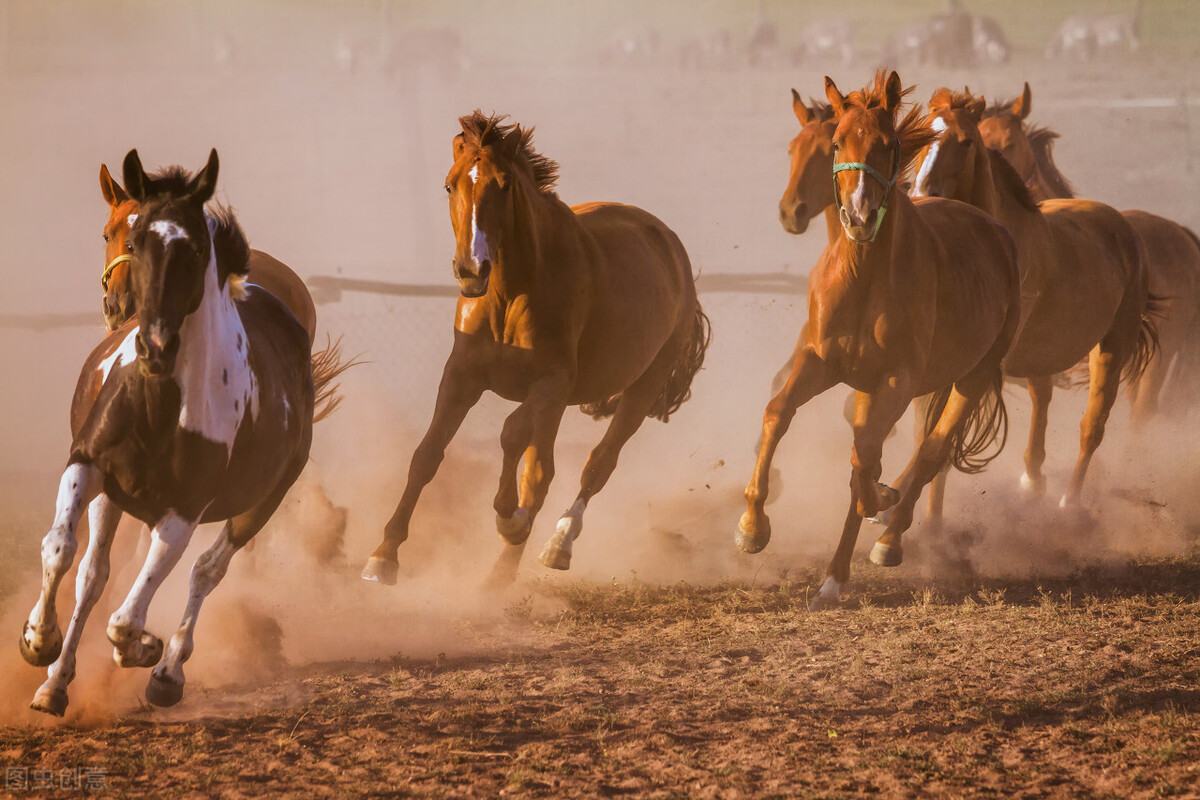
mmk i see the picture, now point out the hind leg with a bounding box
[538,347,680,571]
[29,493,121,716]
[21,463,102,669]
[871,377,990,567]
[1061,343,1122,509]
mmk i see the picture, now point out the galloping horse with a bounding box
[979,84,1200,423]
[362,111,710,585]
[911,87,1157,511]
[739,71,1020,609]
[20,150,315,715]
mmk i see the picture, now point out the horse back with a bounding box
[1121,210,1200,303]
[246,249,317,345]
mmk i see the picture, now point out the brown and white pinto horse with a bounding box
[739,71,1020,609]
[20,150,315,715]
[912,88,1157,512]
[979,84,1200,424]
[362,112,710,585]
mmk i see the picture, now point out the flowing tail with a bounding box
[580,300,712,422]
[311,335,362,423]
[921,368,1009,475]
[1166,226,1200,398]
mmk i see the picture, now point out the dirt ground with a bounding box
[2,2,1200,798]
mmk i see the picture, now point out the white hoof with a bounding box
[808,577,842,611]
[361,556,398,585]
[539,500,585,571]
[495,508,530,545]
[1020,471,1046,496]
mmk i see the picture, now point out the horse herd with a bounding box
[15,68,1199,718]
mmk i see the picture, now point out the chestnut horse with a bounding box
[911,88,1157,512]
[361,112,710,585]
[20,150,315,715]
[739,71,1020,609]
[979,84,1200,423]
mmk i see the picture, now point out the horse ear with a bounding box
[453,132,466,160]
[883,71,903,113]
[968,96,987,121]
[188,148,220,204]
[122,149,149,203]
[792,89,810,124]
[824,76,845,115]
[501,125,523,160]
[1012,82,1032,119]
[929,87,952,111]
[99,163,129,207]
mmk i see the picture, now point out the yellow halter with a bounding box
[101,253,132,292]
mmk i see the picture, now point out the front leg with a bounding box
[738,346,835,553]
[849,379,914,521]
[21,463,102,668]
[362,355,485,584]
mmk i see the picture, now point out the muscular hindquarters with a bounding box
[568,203,695,402]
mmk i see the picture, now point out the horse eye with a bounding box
[125,241,134,253]
[102,233,110,243]
[444,184,452,194]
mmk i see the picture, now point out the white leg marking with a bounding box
[817,576,842,604]
[24,464,102,650]
[153,524,238,690]
[37,494,122,700]
[539,499,587,569]
[107,510,198,655]
[496,507,530,539]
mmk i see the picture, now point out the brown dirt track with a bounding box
[4,2,1200,798]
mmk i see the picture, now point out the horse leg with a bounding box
[850,383,913,522]
[539,345,678,571]
[493,403,534,544]
[29,493,121,716]
[867,392,937,527]
[363,360,485,584]
[809,478,865,610]
[1061,343,1121,509]
[871,379,986,567]
[20,463,102,670]
[147,457,303,707]
[107,511,199,669]
[738,348,834,553]
[1020,375,1053,498]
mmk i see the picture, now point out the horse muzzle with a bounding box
[838,205,880,243]
[135,328,180,377]
[778,201,810,235]
[454,259,491,298]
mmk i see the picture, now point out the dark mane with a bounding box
[1027,124,1076,199]
[805,99,835,122]
[981,96,1019,119]
[842,70,937,182]
[459,110,560,194]
[143,165,196,199]
[987,149,1040,212]
[208,203,250,279]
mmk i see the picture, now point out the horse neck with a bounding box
[172,241,258,452]
[824,204,841,245]
[489,180,552,301]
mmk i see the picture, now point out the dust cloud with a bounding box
[1,1,1198,723]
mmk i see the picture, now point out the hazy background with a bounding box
[1,0,1198,720]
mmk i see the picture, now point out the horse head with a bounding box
[779,90,837,235]
[121,148,222,377]
[911,87,987,201]
[99,164,139,330]
[825,71,906,243]
[977,83,1040,190]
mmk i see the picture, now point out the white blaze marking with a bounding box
[912,116,947,197]
[99,326,140,382]
[127,213,138,228]
[149,219,188,246]
[173,214,259,458]
[468,164,479,183]
[468,164,489,266]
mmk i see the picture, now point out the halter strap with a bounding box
[101,253,131,292]
[831,139,902,243]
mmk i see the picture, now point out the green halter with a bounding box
[831,140,901,243]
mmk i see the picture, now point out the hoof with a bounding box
[808,578,842,611]
[869,540,903,567]
[1020,471,1047,497]
[538,535,571,571]
[145,673,184,708]
[114,631,163,669]
[30,684,68,717]
[736,512,770,554]
[496,509,531,545]
[19,622,62,668]
[361,556,398,585]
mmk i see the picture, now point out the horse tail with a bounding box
[922,368,1009,475]
[649,300,712,422]
[311,335,362,423]
[1122,292,1166,387]
[1169,226,1200,395]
